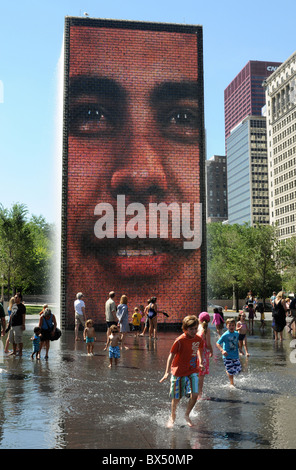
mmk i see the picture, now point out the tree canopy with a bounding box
[0,203,54,298]
[207,222,283,304]
[278,236,296,294]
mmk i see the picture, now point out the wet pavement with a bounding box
[1,316,296,450]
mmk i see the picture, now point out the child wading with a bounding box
[30,327,42,360]
[197,312,213,399]
[83,319,96,356]
[159,315,204,428]
[132,307,142,337]
[104,324,121,367]
[236,312,249,356]
[216,318,241,387]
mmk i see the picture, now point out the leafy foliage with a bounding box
[207,222,283,301]
[278,236,296,293]
[0,203,54,297]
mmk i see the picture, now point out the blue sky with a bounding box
[1,0,295,224]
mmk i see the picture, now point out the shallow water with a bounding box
[1,320,296,449]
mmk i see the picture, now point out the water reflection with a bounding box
[1,321,296,449]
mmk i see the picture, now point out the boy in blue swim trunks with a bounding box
[216,318,242,387]
[83,319,96,356]
[104,324,121,367]
[159,315,204,428]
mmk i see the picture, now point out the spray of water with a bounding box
[51,38,64,327]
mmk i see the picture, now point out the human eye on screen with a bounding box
[70,104,115,136]
[158,106,199,142]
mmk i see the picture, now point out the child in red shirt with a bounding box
[159,315,204,428]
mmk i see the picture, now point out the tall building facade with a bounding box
[264,51,296,241]
[206,155,228,223]
[227,116,269,225]
[224,60,281,149]
[224,60,281,226]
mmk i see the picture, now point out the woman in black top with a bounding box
[272,291,287,341]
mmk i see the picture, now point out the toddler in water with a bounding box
[216,318,241,387]
[132,307,142,337]
[236,312,249,356]
[212,307,224,336]
[247,303,256,332]
[83,319,96,356]
[104,324,121,367]
[197,312,213,399]
[30,327,42,360]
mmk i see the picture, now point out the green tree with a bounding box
[0,203,33,297]
[244,224,281,302]
[279,236,296,294]
[207,223,254,309]
[26,215,55,294]
[0,203,54,297]
[207,222,282,310]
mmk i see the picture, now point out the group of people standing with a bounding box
[0,294,58,360]
[243,290,296,340]
[104,292,158,343]
[74,291,159,364]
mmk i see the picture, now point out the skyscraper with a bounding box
[264,51,296,241]
[206,155,228,223]
[227,116,269,225]
[224,60,281,226]
[224,61,281,150]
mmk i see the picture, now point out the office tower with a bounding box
[227,116,269,225]
[224,61,281,150]
[224,60,281,226]
[206,155,228,223]
[264,51,296,241]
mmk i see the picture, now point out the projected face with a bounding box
[66,25,203,323]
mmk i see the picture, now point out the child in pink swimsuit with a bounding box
[212,308,224,336]
[197,312,213,399]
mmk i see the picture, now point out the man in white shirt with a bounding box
[105,291,117,344]
[74,292,86,341]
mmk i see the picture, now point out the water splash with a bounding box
[51,37,64,328]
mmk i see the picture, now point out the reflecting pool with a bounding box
[1,318,296,449]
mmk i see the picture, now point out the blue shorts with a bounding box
[223,357,242,376]
[86,337,94,343]
[109,345,120,359]
[169,373,199,399]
